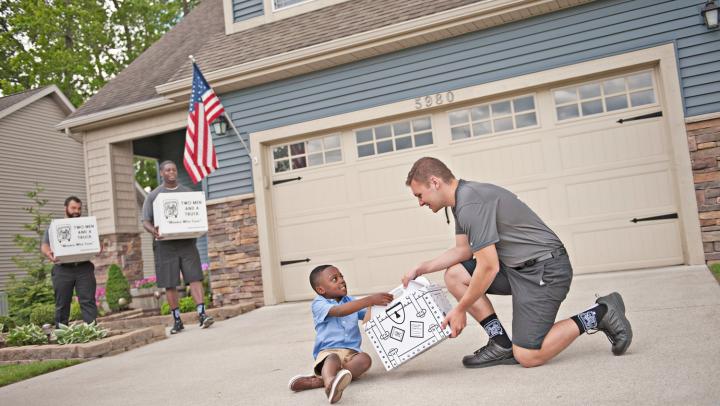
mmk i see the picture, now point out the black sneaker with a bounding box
[594,292,632,355]
[170,319,184,334]
[199,313,214,329]
[462,339,518,368]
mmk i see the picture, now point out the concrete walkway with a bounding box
[2,265,719,405]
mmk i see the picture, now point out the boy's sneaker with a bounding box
[288,374,324,392]
[326,369,352,404]
[462,339,518,368]
[199,314,214,329]
[170,319,184,334]
[594,292,632,355]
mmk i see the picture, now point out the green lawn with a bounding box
[0,359,84,387]
[710,263,720,283]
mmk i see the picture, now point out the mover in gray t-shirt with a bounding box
[141,160,214,333]
[403,157,632,369]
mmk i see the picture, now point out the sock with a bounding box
[571,304,608,334]
[172,308,181,321]
[196,303,205,316]
[480,314,512,349]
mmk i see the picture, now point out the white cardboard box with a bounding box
[364,277,453,371]
[48,216,100,263]
[152,192,208,240]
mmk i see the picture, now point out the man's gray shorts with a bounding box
[153,239,203,289]
[462,254,573,350]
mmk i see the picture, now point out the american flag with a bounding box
[184,63,224,184]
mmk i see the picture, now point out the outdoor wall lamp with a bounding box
[702,0,719,29]
[212,115,228,136]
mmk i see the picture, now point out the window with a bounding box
[553,71,656,121]
[274,0,310,10]
[355,117,434,158]
[448,95,538,141]
[272,134,342,173]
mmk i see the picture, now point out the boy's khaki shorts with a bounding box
[313,348,359,376]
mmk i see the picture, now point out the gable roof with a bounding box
[67,0,484,121]
[0,85,74,121]
[65,0,589,126]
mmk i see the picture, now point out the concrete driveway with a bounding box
[1,265,718,405]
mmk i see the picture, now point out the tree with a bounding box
[7,184,55,325]
[134,156,159,191]
[0,0,200,106]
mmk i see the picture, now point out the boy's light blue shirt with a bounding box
[312,295,367,359]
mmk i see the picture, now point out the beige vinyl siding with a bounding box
[81,107,187,236]
[0,96,85,290]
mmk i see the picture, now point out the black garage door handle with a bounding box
[630,213,678,223]
[280,258,311,266]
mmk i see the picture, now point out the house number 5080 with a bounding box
[414,91,455,109]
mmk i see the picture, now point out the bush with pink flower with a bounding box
[132,275,157,289]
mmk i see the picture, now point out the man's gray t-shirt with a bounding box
[452,180,562,268]
[142,184,196,242]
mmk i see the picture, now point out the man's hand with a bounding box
[402,267,420,288]
[45,250,59,264]
[153,226,163,240]
[367,293,394,306]
[441,306,467,338]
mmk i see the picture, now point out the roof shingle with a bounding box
[70,0,483,121]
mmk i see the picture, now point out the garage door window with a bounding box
[448,95,537,141]
[272,134,342,173]
[355,117,433,158]
[553,71,656,121]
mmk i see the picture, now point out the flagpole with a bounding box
[222,110,254,163]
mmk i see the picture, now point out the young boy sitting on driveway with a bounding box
[289,264,393,404]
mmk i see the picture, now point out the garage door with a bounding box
[270,69,684,301]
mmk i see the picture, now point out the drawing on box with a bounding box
[163,200,179,219]
[410,321,424,338]
[385,302,405,324]
[56,226,71,243]
[366,286,452,370]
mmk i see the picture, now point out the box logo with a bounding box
[163,200,179,219]
[56,225,71,243]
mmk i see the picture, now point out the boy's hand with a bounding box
[402,267,419,288]
[368,293,394,306]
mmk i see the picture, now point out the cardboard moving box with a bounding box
[48,216,100,263]
[365,277,452,371]
[152,192,208,240]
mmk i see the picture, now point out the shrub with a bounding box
[29,303,55,326]
[105,264,131,312]
[69,300,81,321]
[7,324,49,346]
[160,296,197,315]
[0,316,17,333]
[54,322,107,345]
[132,275,157,289]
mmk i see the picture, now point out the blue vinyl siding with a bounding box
[233,0,263,22]
[208,0,720,199]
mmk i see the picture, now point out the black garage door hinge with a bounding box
[630,213,678,223]
[272,176,302,185]
[617,111,662,124]
[280,258,310,266]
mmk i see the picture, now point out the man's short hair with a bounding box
[309,264,333,292]
[64,196,82,207]
[405,157,455,186]
[159,160,176,171]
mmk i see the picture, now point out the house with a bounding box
[0,85,84,294]
[57,0,720,308]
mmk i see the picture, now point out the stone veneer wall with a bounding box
[688,117,720,264]
[93,233,143,284]
[207,196,263,307]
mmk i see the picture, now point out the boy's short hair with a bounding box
[309,264,333,292]
[405,157,455,186]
